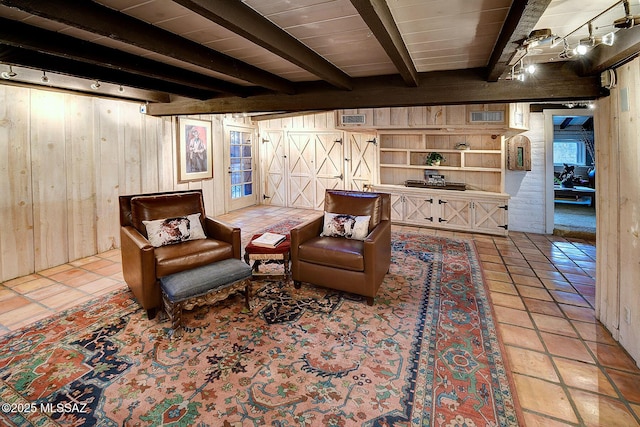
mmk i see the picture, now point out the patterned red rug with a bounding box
[0,232,522,426]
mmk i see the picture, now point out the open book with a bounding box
[251,232,286,248]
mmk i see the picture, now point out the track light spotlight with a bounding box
[118,85,125,93]
[1,65,17,79]
[90,80,101,90]
[574,43,589,56]
[599,32,615,46]
[41,71,49,83]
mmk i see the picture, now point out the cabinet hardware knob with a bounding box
[439,218,447,222]
[439,199,448,204]
[425,198,433,203]
[425,217,433,221]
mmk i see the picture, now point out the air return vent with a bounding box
[469,110,504,123]
[340,114,366,125]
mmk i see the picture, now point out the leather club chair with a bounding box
[119,189,241,318]
[290,190,391,305]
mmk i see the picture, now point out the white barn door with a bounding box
[287,132,316,209]
[346,132,377,191]
[261,130,286,206]
[313,132,345,209]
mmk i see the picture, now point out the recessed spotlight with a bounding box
[41,71,49,83]
[118,85,125,93]
[90,80,101,90]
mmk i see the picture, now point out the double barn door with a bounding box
[261,130,377,209]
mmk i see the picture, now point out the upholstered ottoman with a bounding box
[244,234,291,279]
[159,258,253,337]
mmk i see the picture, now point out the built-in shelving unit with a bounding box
[378,131,505,193]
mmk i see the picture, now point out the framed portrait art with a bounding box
[177,118,213,182]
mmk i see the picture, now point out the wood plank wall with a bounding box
[0,86,242,282]
[595,57,640,367]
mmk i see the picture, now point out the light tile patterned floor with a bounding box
[1,205,639,426]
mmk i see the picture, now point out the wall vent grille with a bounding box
[469,111,504,123]
[340,114,366,125]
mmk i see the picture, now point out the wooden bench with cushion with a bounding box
[159,258,253,338]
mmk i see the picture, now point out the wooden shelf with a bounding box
[380,164,502,172]
[377,131,506,193]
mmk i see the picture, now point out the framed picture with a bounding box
[177,118,213,182]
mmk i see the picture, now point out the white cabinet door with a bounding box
[404,194,437,226]
[439,197,472,230]
[390,193,404,221]
[473,198,508,235]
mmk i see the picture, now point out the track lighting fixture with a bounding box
[90,80,101,90]
[41,71,49,83]
[578,22,616,52]
[614,0,640,28]
[118,85,125,93]
[1,65,17,79]
[509,57,536,82]
[542,0,632,63]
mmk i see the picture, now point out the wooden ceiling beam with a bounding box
[0,18,250,97]
[147,62,603,116]
[173,0,353,91]
[0,0,295,94]
[486,0,553,82]
[350,0,418,87]
[0,46,218,100]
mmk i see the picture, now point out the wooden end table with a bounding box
[244,234,291,280]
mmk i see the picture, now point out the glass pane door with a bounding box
[227,127,257,211]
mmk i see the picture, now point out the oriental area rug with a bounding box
[0,232,522,426]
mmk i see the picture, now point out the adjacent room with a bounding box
[1,1,639,426]
[552,112,597,238]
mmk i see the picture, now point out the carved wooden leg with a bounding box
[244,281,253,310]
[162,291,183,339]
[169,302,183,339]
[283,252,291,278]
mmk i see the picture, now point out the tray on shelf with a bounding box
[404,180,467,191]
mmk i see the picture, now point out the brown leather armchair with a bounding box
[119,190,241,318]
[290,190,391,305]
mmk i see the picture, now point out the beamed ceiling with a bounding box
[1,0,639,116]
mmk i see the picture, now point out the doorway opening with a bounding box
[550,112,596,238]
[225,123,258,212]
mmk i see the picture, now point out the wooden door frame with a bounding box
[543,108,594,234]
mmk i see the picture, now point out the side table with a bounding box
[244,234,291,279]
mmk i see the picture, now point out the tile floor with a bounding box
[1,205,639,427]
